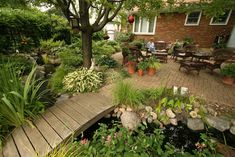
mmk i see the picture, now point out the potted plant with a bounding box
[147,57,161,76]
[127,55,136,74]
[137,61,147,76]
[220,63,235,85]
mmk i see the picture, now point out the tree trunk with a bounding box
[82,30,92,68]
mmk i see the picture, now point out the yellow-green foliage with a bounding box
[63,68,103,93]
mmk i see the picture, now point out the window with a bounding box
[133,16,156,35]
[184,11,202,26]
[210,10,232,25]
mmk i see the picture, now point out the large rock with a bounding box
[187,118,204,131]
[230,126,235,135]
[166,109,176,118]
[205,116,230,132]
[120,111,141,130]
[170,118,177,126]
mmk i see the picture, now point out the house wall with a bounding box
[135,11,235,48]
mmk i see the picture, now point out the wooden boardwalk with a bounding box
[1,93,114,157]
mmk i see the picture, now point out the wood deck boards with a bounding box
[1,93,114,157]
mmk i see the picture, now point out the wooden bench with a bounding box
[179,61,205,75]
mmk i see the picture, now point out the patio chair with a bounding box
[203,48,234,73]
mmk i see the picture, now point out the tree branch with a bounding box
[93,1,124,32]
[108,1,124,21]
[93,8,111,32]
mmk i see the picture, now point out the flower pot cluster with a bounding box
[220,63,235,85]
[127,56,161,76]
[138,57,161,76]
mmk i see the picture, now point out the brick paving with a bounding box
[100,53,235,109]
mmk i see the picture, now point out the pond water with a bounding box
[77,116,235,151]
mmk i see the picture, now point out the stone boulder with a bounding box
[230,126,235,135]
[121,111,141,130]
[170,118,177,126]
[205,116,230,132]
[187,118,204,131]
[166,109,176,118]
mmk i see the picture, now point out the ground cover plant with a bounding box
[47,121,221,157]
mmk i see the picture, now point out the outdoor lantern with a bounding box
[69,17,79,29]
[128,15,135,24]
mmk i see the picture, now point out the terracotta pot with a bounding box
[148,68,156,76]
[138,69,144,76]
[222,76,234,85]
[128,64,135,74]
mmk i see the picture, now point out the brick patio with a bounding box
[100,53,235,111]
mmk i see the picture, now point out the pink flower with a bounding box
[81,138,88,145]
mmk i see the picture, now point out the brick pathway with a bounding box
[100,53,235,109]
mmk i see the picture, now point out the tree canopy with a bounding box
[6,0,235,67]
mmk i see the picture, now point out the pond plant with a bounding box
[47,122,221,157]
[0,64,49,148]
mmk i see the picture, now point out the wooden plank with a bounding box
[41,110,72,140]
[12,127,37,157]
[49,105,80,131]
[22,124,51,157]
[69,99,95,119]
[72,94,108,113]
[88,93,113,106]
[56,102,88,125]
[3,135,19,157]
[34,115,62,148]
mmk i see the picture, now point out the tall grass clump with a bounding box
[0,64,48,127]
[113,81,145,109]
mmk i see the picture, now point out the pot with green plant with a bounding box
[127,55,136,74]
[220,63,235,85]
[147,57,161,76]
[137,61,147,76]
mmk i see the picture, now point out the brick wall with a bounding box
[135,11,235,48]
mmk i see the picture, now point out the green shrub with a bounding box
[0,54,34,74]
[49,65,75,93]
[115,32,134,42]
[63,68,103,93]
[0,65,48,127]
[0,8,70,53]
[40,39,65,54]
[92,31,105,41]
[130,40,144,50]
[58,47,83,68]
[93,41,116,56]
[220,63,235,77]
[113,81,145,109]
[96,55,118,68]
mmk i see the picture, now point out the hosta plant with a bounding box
[63,68,103,93]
